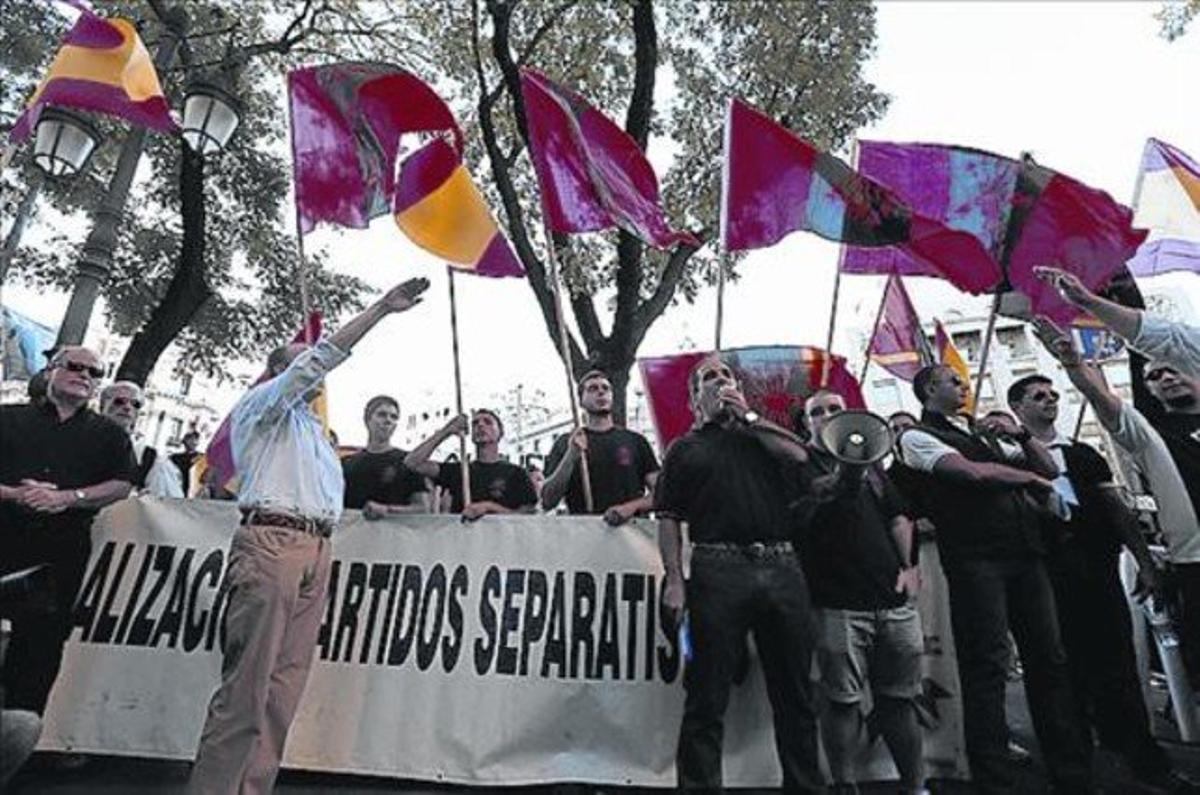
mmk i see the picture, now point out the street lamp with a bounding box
[33,107,102,177]
[181,80,241,155]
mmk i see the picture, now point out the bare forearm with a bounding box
[326,301,392,354]
[890,515,916,567]
[77,479,134,509]
[1020,437,1059,478]
[1077,292,1142,341]
[540,452,577,510]
[658,517,685,579]
[405,430,454,473]
[1061,362,1121,430]
[749,420,809,464]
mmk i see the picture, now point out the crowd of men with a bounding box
[1,266,1199,793]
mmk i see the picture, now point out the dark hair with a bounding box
[576,369,610,399]
[687,356,726,400]
[983,409,1015,422]
[1007,374,1053,407]
[474,408,504,438]
[888,410,918,425]
[912,365,944,404]
[363,394,400,424]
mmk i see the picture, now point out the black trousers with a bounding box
[944,556,1092,794]
[1175,562,1200,688]
[1046,545,1166,778]
[678,547,823,792]
[1,526,90,714]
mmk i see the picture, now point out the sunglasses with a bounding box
[1146,367,1178,383]
[110,396,143,409]
[58,360,105,379]
[807,404,844,419]
[1028,390,1059,404]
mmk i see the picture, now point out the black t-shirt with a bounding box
[170,451,199,494]
[800,450,909,610]
[544,427,660,514]
[654,422,801,544]
[1045,441,1119,558]
[0,402,138,537]
[1153,412,1200,520]
[435,459,537,513]
[342,448,427,510]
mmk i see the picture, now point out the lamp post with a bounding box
[180,79,241,156]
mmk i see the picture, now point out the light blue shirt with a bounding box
[230,338,349,525]
[1132,313,1200,380]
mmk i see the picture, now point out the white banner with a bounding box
[39,498,967,787]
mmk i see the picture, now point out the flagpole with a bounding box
[715,256,727,352]
[970,291,1002,420]
[284,68,314,345]
[823,138,859,387]
[715,98,732,353]
[543,222,594,513]
[446,267,472,507]
[858,274,892,384]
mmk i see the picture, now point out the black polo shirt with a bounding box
[342,448,427,510]
[1152,412,1200,519]
[654,422,801,544]
[544,427,659,514]
[0,401,137,537]
[435,459,537,514]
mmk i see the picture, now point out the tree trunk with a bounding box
[115,143,213,386]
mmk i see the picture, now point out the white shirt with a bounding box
[899,415,1023,473]
[133,439,185,499]
[1042,434,1081,511]
[1110,401,1200,564]
[1131,313,1200,380]
[230,338,349,524]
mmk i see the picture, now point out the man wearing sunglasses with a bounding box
[188,276,430,795]
[0,346,137,717]
[654,357,821,791]
[99,381,185,499]
[896,364,1094,794]
[1007,374,1191,791]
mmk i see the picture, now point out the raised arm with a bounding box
[404,414,468,478]
[1031,316,1123,431]
[1034,266,1141,340]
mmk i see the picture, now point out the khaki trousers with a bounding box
[187,524,331,795]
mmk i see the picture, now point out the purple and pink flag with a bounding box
[10,3,178,141]
[866,275,933,381]
[638,345,865,451]
[1126,138,1200,276]
[519,69,697,250]
[845,142,1147,325]
[721,99,1002,294]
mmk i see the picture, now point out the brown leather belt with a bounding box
[240,509,334,538]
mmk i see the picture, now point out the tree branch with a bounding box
[631,235,704,347]
[515,1,579,66]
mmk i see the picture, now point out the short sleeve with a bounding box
[899,429,958,473]
[636,433,661,478]
[653,438,692,519]
[506,466,538,509]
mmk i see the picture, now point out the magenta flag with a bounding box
[519,69,697,250]
[721,100,1002,294]
[867,275,933,381]
[289,63,463,234]
[847,141,1147,325]
[205,312,322,491]
[638,346,865,452]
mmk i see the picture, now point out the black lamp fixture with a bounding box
[32,107,102,177]
[180,79,241,155]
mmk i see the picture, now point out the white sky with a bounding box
[5,1,1199,447]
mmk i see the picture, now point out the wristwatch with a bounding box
[743,410,760,425]
[73,489,86,504]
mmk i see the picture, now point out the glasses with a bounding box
[1028,390,1059,404]
[58,360,105,379]
[807,404,843,419]
[700,367,733,383]
[110,396,143,409]
[1146,367,1178,383]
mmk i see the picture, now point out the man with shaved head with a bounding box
[0,346,137,715]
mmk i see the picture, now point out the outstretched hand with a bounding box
[1032,266,1091,307]
[381,277,430,313]
[1031,316,1082,367]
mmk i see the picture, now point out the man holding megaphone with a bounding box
[798,390,925,795]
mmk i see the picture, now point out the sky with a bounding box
[4,1,1199,447]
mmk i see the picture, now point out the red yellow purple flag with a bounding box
[9,3,178,142]
[867,275,933,381]
[519,68,697,250]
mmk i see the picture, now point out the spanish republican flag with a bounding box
[393,137,523,277]
[9,4,178,142]
[934,319,974,414]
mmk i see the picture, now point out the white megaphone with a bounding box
[818,410,895,467]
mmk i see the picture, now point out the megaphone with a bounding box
[818,410,894,466]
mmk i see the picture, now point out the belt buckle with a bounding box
[748,542,767,558]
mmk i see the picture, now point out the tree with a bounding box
[1,1,372,386]
[344,0,888,422]
[1159,0,1199,40]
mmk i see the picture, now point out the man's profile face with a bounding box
[929,366,969,411]
[48,348,103,403]
[182,432,199,453]
[102,384,143,432]
[1012,381,1059,427]
[1146,363,1198,412]
[803,392,846,448]
[471,412,502,445]
[580,376,613,416]
[366,402,400,442]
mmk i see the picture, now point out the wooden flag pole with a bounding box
[446,267,472,507]
[970,290,1003,420]
[714,254,727,352]
[284,69,315,345]
[858,275,892,385]
[543,223,594,513]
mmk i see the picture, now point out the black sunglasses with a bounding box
[1028,389,1059,404]
[58,360,105,379]
[808,404,843,419]
[110,396,143,409]
[1146,367,1177,383]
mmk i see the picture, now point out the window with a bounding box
[997,326,1032,359]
